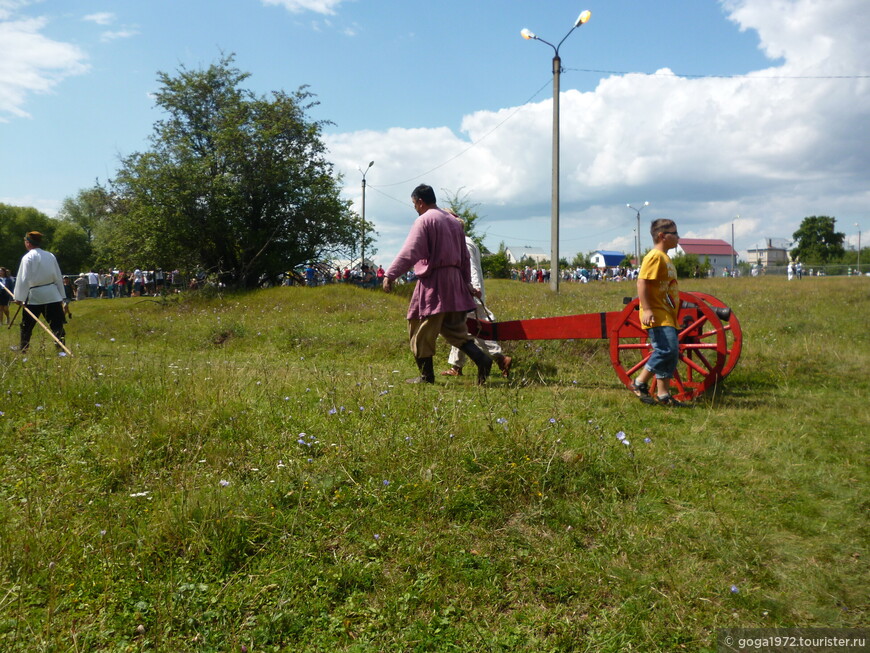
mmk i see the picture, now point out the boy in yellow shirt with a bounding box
[629,219,690,407]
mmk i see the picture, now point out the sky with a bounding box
[1,0,869,267]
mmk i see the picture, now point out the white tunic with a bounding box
[13,248,65,305]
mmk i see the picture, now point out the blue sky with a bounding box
[2,0,868,266]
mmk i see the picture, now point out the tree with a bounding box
[104,54,359,287]
[670,252,710,279]
[0,203,91,274]
[790,216,845,265]
[482,242,511,279]
[56,184,111,246]
[442,188,486,253]
[572,252,593,268]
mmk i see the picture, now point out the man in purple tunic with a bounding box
[383,184,493,384]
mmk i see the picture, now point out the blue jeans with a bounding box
[645,326,679,379]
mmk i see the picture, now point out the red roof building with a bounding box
[668,238,738,273]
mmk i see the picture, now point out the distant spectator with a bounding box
[87,270,99,298]
[0,267,15,324]
[74,273,88,301]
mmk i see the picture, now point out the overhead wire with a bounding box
[368,77,553,189]
[564,67,870,80]
[366,66,868,195]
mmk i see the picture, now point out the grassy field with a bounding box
[0,276,867,652]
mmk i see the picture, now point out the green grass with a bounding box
[0,277,867,652]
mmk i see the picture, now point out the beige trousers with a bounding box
[408,311,471,358]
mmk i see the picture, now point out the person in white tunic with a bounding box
[441,214,513,378]
[12,231,66,352]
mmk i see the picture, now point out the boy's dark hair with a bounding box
[411,184,437,205]
[650,218,677,243]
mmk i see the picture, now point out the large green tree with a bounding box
[0,204,91,274]
[790,216,845,265]
[56,184,111,246]
[104,54,359,287]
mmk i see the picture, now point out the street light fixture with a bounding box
[627,201,649,267]
[521,9,592,292]
[359,161,374,269]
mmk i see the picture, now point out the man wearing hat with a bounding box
[12,232,66,352]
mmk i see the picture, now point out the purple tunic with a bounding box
[385,208,476,320]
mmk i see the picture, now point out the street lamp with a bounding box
[855,223,862,275]
[359,161,374,269]
[731,214,739,276]
[627,201,649,267]
[521,9,592,292]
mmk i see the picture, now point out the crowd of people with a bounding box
[301,263,386,288]
[65,268,184,300]
[511,266,640,283]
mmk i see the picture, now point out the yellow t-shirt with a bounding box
[638,248,679,329]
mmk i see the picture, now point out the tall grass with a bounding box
[0,277,867,652]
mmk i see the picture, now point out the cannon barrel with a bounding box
[622,296,731,322]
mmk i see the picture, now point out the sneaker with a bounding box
[629,380,656,405]
[656,395,692,408]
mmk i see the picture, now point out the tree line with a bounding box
[3,54,372,288]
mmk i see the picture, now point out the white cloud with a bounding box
[327,0,870,264]
[0,14,89,120]
[83,12,114,26]
[261,0,347,15]
[100,28,137,42]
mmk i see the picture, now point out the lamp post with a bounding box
[359,161,374,269]
[627,201,649,267]
[731,214,739,276]
[522,9,592,292]
[855,223,862,275]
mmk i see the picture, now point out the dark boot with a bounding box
[406,357,435,384]
[460,341,492,384]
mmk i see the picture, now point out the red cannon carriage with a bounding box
[469,291,742,401]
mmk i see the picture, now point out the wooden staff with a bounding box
[7,302,22,329]
[0,283,73,356]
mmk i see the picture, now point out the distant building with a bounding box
[590,250,626,268]
[744,239,790,266]
[669,238,738,270]
[505,246,548,265]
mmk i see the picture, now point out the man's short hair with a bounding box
[25,231,44,247]
[411,184,437,205]
[650,219,676,243]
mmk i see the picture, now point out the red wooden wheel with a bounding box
[685,291,743,379]
[609,291,729,401]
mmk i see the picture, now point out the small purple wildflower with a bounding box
[373,534,380,540]
[730,585,739,594]
[616,431,626,441]
[549,418,557,424]
[496,418,507,425]
[382,480,390,487]
[328,407,337,415]
[644,437,652,443]
[219,479,230,487]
